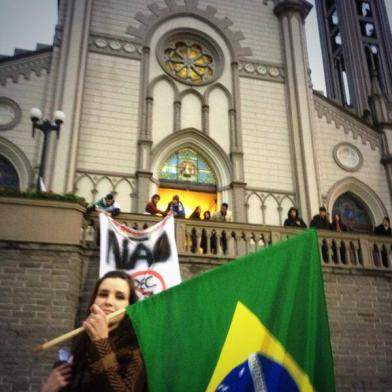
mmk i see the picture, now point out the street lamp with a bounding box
[30,108,66,191]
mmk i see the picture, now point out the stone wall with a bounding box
[0,242,391,391]
[0,242,84,392]
[76,53,140,174]
[324,269,392,391]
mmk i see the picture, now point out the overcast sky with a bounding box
[0,0,391,94]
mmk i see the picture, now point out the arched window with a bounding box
[157,148,218,218]
[332,192,372,232]
[159,148,216,187]
[0,155,20,189]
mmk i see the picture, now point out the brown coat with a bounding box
[64,319,146,392]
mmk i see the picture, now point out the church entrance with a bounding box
[157,148,218,218]
[157,187,217,218]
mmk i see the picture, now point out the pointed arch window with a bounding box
[159,148,216,186]
[0,155,19,189]
[333,192,372,232]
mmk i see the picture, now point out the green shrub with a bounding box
[0,188,88,207]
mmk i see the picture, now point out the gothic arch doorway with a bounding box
[332,192,372,232]
[157,147,218,218]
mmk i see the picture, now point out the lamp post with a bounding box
[30,108,66,192]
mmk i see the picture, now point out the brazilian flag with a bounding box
[127,229,335,391]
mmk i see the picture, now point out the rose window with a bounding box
[157,31,223,86]
[163,41,214,84]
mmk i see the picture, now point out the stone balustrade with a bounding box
[82,213,392,271]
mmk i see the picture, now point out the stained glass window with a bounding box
[163,41,214,84]
[159,149,216,185]
[333,192,372,232]
[0,155,19,189]
[157,31,223,86]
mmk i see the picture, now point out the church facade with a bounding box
[0,0,391,229]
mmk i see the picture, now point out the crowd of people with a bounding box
[284,205,391,236]
[86,193,391,237]
[144,194,233,222]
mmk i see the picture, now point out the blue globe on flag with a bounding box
[216,353,299,392]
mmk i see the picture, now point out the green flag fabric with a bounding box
[127,229,335,392]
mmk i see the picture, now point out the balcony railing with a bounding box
[82,213,392,272]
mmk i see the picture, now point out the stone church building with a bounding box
[0,0,392,391]
[1,0,391,227]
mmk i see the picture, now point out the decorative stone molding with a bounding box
[0,97,22,131]
[75,171,136,192]
[245,189,295,206]
[126,0,252,60]
[245,189,296,225]
[0,51,52,86]
[273,0,313,20]
[74,170,136,209]
[238,60,284,82]
[333,142,364,172]
[314,94,382,151]
[89,32,142,60]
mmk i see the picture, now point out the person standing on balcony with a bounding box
[330,212,348,232]
[86,193,121,218]
[211,203,233,222]
[310,206,330,230]
[374,217,392,236]
[145,194,166,216]
[165,195,185,218]
[283,207,307,228]
[189,206,202,220]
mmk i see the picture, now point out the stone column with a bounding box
[135,46,153,212]
[231,180,247,222]
[48,0,93,192]
[230,61,247,222]
[274,0,321,222]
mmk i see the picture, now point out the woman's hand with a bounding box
[41,363,72,392]
[83,304,109,341]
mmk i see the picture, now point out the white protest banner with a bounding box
[99,213,182,298]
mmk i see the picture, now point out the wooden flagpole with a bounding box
[34,308,126,353]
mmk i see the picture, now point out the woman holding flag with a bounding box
[41,271,146,392]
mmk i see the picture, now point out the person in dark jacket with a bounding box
[374,217,392,236]
[310,206,330,230]
[283,207,307,228]
[330,212,348,232]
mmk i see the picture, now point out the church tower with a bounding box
[315,0,392,118]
